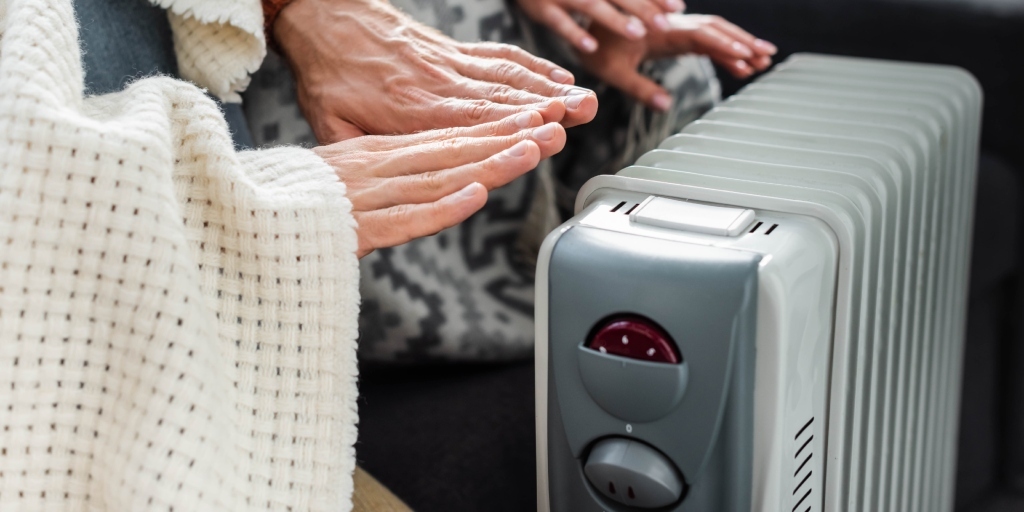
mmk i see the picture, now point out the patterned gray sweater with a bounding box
[242,0,719,362]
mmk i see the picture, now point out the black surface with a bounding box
[356,362,537,512]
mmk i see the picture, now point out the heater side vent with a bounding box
[793,417,814,511]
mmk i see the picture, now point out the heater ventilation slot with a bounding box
[748,221,780,235]
[793,417,814,511]
[624,203,640,215]
[610,201,627,213]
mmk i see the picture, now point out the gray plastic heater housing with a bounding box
[537,54,980,512]
[537,187,838,512]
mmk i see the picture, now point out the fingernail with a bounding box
[580,37,598,53]
[735,60,752,74]
[514,111,535,128]
[505,141,530,158]
[626,17,647,38]
[731,41,753,58]
[456,182,482,199]
[532,124,557,141]
[754,38,777,55]
[653,14,670,32]
[550,68,573,83]
[566,87,591,96]
[564,94,585,109]
[665,0,684,11]
[652,93,672,112]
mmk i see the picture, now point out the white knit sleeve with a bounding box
[149,0,267,102]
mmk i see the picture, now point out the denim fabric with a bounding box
[75,0,254,148]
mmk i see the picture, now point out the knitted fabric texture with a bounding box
[0,0,361,510]
[149,0,267,102]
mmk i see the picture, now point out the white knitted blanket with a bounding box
[0,0,361,510]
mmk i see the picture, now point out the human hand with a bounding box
[314,112,566,258]
[517,0,684,53]
[578,14,776,111]
[275,0,598,143]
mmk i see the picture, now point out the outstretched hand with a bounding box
[314,112,566,258]
[275,0,598,143]
[579,14,777,111]
[517,0,684,53]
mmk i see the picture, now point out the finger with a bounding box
[572,0,647,41]
[340,111,546,153]
[676,24,753,60]
[541,4,599,53]
[355,182,488,258]
[451,57,597,125]
[597,64,672,112]
[560,89,599,128]
[710,56,755,79]
[605,0,673,33]
[377,122,567,177]
[460,42,576,85]
[455,56,577,97]
[752,38,778,56]
[437,95,567,127]
[708,16,775,55]
[455,79,557,107]
[663,0,684,12]
[458,80,593,125]
[750,54,773,71]
[363,140,543,210]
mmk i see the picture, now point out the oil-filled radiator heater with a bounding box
[535,54,980,512]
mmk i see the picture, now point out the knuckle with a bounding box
[440,137,465,159]
[492,62,521,84]
[438,126,461,141]
[420,170,448,195]
[384,204,411,227]
[488,42,514,57]
[395,42,418,60]
[543,5,567,25]
[460,99,490,123]
[487,84,513,104]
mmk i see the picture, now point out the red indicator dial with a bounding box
[586,315,680,364]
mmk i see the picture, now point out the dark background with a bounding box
[357,1,1024,510]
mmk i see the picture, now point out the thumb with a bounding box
[315,117,368,143]
[600,65,673,112]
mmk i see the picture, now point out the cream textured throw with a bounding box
[0,0,361,510]
[150,0,267,102]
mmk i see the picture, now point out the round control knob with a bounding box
[587,315,680,364]
[584,437,685,509]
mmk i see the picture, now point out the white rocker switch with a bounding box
[630,196,756,237]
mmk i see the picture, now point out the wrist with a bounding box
[274,0,397,50]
